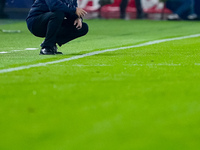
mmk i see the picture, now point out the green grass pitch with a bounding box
[0,19,200,150]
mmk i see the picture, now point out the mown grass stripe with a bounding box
[0,34,200,74]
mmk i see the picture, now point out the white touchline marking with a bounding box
[155,63,181,66]
[25,48,38,50]
[12,50,23,52]
[0,48,39,53]
[0,52,8,54]
[0,34,200,74]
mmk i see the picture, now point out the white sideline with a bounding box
[0,34,200,74]
[0,48,39,54]
[0,52,8,54]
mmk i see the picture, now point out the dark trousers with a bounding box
[31,11,88,48]
[120,0,143,18]
[166,0,195,17]
[0,0,6,17]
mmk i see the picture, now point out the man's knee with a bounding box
[81,22,89,35]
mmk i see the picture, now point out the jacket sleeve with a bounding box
[45,0,76,14]
[73,0,78,7]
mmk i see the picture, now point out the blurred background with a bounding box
[0,0,200,20]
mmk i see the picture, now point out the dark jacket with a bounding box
[26,0,78,32]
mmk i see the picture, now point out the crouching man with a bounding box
[26,0,89,55]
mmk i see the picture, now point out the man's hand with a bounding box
[76,8,87,18]
[74,18,82,30]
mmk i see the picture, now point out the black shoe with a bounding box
[53,45,63,55]
[120,13,126,19]
[40,47,55,55]
[137,13,147,19]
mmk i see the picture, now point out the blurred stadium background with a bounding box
[2,0,200,20]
